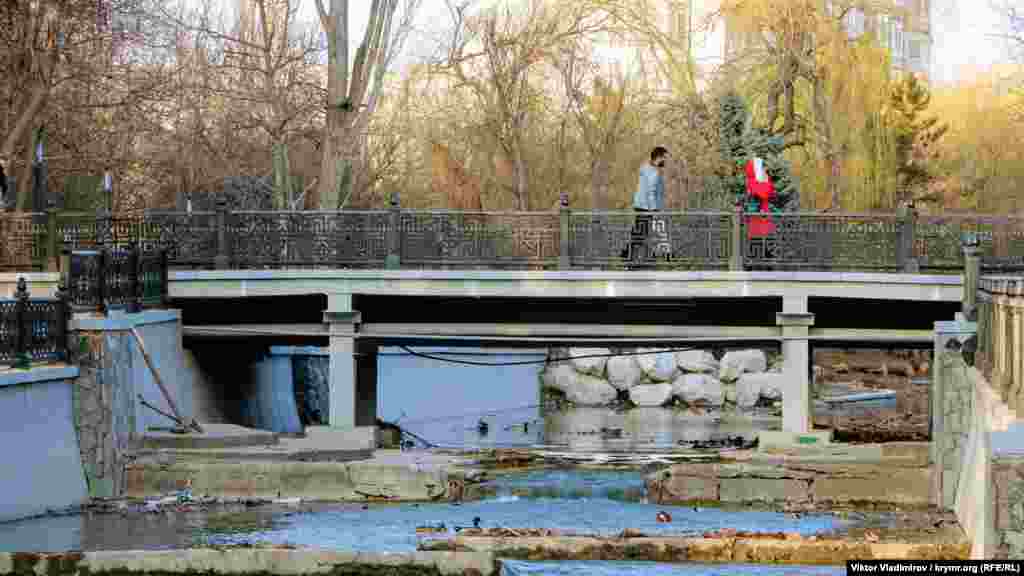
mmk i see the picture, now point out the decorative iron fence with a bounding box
[4,201,1024,272]
[64,247,168,314]
[0,277,69,368]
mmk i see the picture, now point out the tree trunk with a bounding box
[512,144,528,211]
[591,157,611,209]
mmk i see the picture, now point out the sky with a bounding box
[185,0,1022,86]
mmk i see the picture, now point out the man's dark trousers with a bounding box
[624,208,654,266]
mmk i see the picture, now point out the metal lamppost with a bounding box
[103,171,113,213]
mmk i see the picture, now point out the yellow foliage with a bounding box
[930,71,1024,212]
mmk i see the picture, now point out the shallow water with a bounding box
[0,470,846,553]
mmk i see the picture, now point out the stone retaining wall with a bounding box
[72,311,202,498]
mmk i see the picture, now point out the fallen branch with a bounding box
[130,327,203,434]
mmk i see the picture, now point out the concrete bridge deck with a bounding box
[163,269,964,302]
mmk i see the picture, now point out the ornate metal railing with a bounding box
[5,201,1024,272]
[0,278,69,367]
[64,247,168,314]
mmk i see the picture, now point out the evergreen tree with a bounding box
[888,74,947,204]
[716,92,800,212]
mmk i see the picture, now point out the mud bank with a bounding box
[420,534,968,564]
[0,549,498,576]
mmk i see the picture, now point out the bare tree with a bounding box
[554,39,636,208]
[438,0,608,210]
[313,0,420,209]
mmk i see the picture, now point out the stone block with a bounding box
[811,469,931,505]
[720,478,809,503]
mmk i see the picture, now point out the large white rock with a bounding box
[546,363,618,406]
[606,355,643,391]
[628,383,674,407]
[570,347,610,377]
[736,372,788,409]
[675,350,719,373]
[671,373,725,406]
[719,349,768,382]
[636,348,677,382]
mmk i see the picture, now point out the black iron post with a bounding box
[731,202,744,271]
[128,244,141,313]
[559,191,570,270]
[13,277,30,369]
[54,277,70,363]
[97,247,109,316]
[214,196,230,270]
[386,191,401,269]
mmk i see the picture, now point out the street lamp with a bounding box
[103,171,112,212]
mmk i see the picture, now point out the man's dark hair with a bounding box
[651,146,669,162]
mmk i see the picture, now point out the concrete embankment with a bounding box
[0,549,498,576]
[421,535,969,564]
[647,442,935,507]
[127,449,471,502]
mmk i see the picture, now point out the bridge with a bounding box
[0,207,1017,436]
[3,207,1023,557]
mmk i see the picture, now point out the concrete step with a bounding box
[140,423,278,450]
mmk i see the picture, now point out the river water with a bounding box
[0,348,854,575]
[0,470,848,576]
[377,348,781,450]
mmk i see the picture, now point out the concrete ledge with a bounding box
[0,549,498,576]
[421,535,968,564]
[758,431,832,451]
[125,456,449,501]
[140,423,279,449]
[72,309,181,331]
[0,365,79,388]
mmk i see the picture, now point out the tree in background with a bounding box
[314,0,419,209]
[716,91,799,213]
[888,73,947,206]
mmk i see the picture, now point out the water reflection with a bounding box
[543,407,781,451]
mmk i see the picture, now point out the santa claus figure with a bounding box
[744,157,776,239]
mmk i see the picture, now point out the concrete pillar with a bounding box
[777,295,813,434]
[962,245,981,319]
[932,319,978,509]
[324,293,378,430]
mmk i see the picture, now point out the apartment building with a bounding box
[682,0,1017,85]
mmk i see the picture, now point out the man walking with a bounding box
[622,146,668,268]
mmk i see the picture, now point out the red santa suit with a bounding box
[745,157,776,239]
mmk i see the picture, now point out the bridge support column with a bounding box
[777,296,814,434]
[324,294,378,431]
